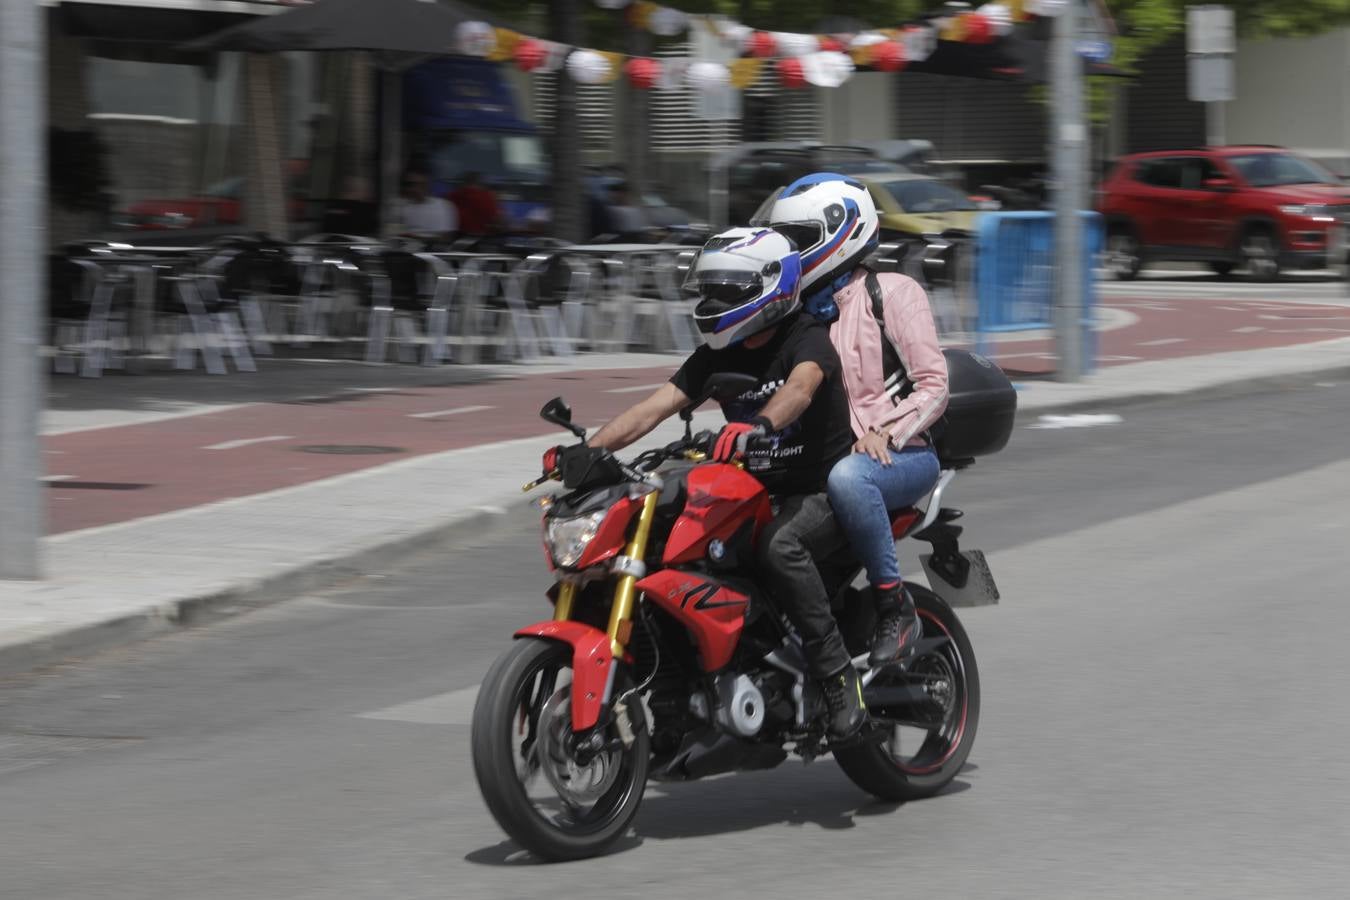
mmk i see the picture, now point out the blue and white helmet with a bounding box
[685,227,802,350]
[757,173,880,295]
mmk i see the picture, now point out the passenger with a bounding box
[763,174,950,665]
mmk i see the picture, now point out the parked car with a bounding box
[1098,145,1350,281]
[855,171,982,243]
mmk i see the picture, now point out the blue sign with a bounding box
[1076,39,1113,63]
[402,58,535,133]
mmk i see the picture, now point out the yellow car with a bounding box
[856,172,982,242]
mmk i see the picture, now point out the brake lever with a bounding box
[521,469,560,492]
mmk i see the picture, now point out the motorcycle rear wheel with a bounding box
[471,638,649,861]
[834,585,980,802]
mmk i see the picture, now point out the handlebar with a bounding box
[520,433,714,493]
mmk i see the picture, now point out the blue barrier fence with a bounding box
[973,211,1102,372]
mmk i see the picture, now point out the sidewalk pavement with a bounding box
[4,333,1350,678]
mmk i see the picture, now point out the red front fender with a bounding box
[514,620,613,731]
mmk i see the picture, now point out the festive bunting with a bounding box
[962,12,995,44]
[979,3,1015,37]
[871,40,906,72]
[777,57,806,89]
[686,60,731,90]
[487,28,522,63]
[903,24,938,63]
[747,31,777,58]
[801,50,855,88]
[455,20,496,57]
[514,37,546,72]
[729,57,765,89]
[625,56,661,88]
[567,49,613,84]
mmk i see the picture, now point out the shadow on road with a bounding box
[465,764,974,865]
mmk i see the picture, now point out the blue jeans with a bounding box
[827,445,941,587]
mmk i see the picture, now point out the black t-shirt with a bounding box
[670,315,853,495]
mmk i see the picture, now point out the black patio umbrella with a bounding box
[183,0,499,56]
[184,0,503,231]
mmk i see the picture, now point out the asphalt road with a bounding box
[4,378,1350,899]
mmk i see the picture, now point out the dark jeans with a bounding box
[757,492,852,679]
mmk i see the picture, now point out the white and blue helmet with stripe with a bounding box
[757,172,880,295]
[685,227,803,350]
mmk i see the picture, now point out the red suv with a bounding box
[1098,146,1350,281]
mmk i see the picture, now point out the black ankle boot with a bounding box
[869,583,921,667]
[822,665,867,738]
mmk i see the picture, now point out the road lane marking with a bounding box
[408,405,495,419]
[358,686,480,726]
[1028,414,1123,430]
[203,435,294,451]
[1232,326,1264,333]
[1137,338,1188,346]
[605,383,666,394]
[42,475,76,482]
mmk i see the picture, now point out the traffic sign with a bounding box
[1187,5,1236,55]
[1077,39,1113,62]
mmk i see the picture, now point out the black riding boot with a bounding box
[822,664,867,739]
[869,582,921,667]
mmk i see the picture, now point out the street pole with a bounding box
[1051,2,1086,382]
[0,0,47,578]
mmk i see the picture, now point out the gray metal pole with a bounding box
[0,1,47,578]
[1052,2,1086,382]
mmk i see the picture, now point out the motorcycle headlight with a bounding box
[545,510,607,568]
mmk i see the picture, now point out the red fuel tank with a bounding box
[661,463,771,567]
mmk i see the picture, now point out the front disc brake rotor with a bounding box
[534,687,622,809]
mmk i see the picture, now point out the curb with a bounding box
[5,353,1349,679]
[0,504,510,681]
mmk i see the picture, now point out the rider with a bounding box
[564,226,867,738]
[762,174,949,666]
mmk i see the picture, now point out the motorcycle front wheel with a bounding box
[471,638,649,861]
[834,585,980,802]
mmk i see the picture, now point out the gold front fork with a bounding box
[553,582,577,621]
[604,490,659,658]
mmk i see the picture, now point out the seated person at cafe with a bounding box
[391,170,457,238]
[449,171,501,236]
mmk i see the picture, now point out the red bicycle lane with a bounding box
[44,297,1350,535]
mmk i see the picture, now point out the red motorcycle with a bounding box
[472,370,1007,861]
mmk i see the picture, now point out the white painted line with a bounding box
[203,435,293,451]
[42,474,76,482]
[605,383,666,394]
[1028,413,1124,431]
[408,405,495,420]
[1137,338,1188,347]
[1315,382,1338,388]
[1232,326,1264,333]
[358,685,481,726]
[346,387,398,393]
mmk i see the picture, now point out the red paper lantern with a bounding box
[625,57,661,89]
[514,38,546,73]
[748,31,777,58]
[777,57,806,88]
[963,13,995,44]
[818,36,843,53]
[872,40,907,72]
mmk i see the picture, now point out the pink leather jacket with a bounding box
[827,270,950,448]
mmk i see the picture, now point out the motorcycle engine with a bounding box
[713,673,766,738]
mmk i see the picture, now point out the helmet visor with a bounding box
[686,269,763,315]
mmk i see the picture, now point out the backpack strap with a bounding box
[866,272,909,401]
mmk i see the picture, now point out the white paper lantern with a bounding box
[978,3,1014,37]
[903,25,937,63]
[849,32,888,49]
[538,41,570,73]
[774,31,819,58]
[685,61,730,91]
[658,57,690,91]
[801,51,855,88]
[1026,0,1068,17]
[593,0,631,8]
[566,49,612,85]
[455,21,496,57]
[648,6,688,36]
[720,21,752,50]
